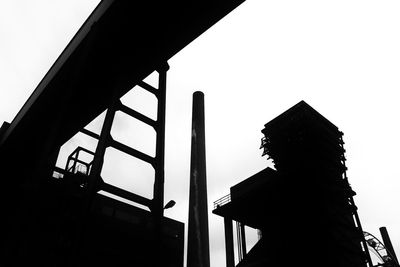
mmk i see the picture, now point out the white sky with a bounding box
[1,0,399,266]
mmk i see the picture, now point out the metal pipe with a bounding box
[187,91,210,267]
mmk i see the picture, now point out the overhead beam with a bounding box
[108,138,155,166]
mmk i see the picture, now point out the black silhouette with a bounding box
[214,101,375,267]
[0,1,245,266]
[187,92,210,267]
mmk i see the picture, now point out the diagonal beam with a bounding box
[118,101,156,128]
[137,81,158,96]
[101,182,152,208]
[108,138,154,166]
[80,128,100,140]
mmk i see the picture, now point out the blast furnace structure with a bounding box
[214,101,373,267]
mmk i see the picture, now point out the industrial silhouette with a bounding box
[0,1,244,266]
[187,92,211,267]
[0,0,397,266]
[213,101,399,267]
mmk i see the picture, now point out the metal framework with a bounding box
[340,134,373,267]
[364,231,400,267]
[65,146,95,175]
[54,63,171,266]
[75,63,169,218]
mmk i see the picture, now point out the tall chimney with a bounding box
[187,91,210,267]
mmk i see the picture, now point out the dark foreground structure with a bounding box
[0,1,245,266]
[214,101,374,267]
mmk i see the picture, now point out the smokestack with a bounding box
[379,227,399,265]
[187,91,210,267]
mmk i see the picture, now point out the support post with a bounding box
[187,91,210,267]
[153,63,168,216]
[87,100,117,195]
[380,227,399,265]
[224,218,235,267]
[72,150,80,173]
[152,63,169,267]
[236,221,242,261]
[240,223,247,257]
[70,99,117,265]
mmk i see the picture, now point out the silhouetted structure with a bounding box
[187,92,211,267]
[380,227,399,265]
[0,1,245,266]
[214,101,373,267]
[364,228,399,266]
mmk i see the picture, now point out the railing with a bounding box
[65,146,95,176]
[213,193,231,210]
[52,166,65,179]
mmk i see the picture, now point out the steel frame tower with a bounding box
[213,101,373,267]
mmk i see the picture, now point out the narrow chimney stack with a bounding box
[187,91,210,267]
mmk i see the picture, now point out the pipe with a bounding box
[380,227,399,265]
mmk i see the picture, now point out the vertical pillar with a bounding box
[152,63,168,267]
[224,218,235,267]
[240,223,247,257]
[72,150,80,173]
[380,227,399,265]
[236,221,244,261]
[70,99,117,265]
[187,91,210,267]
[87,100,117,195]
[153,63,169,217]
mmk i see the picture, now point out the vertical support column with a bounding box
[72,150,80,173]
[70,99,117,265]
[236,221,243,261]
[153,63,169,217]
[87,99,117,197]
[380,227,399,265]
[187,91,210,267]
[224,218,235,267]
[236,222,242,261]
[152,63,168,267]
[240,223,247,257]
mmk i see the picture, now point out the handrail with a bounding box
[213,194,231,210]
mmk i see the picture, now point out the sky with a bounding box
[1,0,399,266]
